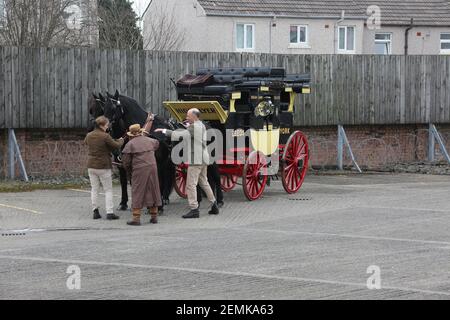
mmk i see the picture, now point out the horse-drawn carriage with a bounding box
[163,67,311,201]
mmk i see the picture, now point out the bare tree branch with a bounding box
[143,3,186,51]
[0,0,98,47]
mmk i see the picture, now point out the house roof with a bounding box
[197,0,450,26]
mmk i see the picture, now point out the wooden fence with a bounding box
[0,46,449,129]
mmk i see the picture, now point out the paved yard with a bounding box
[1,173,450,300]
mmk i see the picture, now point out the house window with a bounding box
[236,23,254,51]
[441,33,450,54]
[290,25,308,45]
[374,33,392,54]
[338,26,355,53]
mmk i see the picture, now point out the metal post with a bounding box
[428,123,435,162]
[337,125,362,173]
[8,129,15,180]
[7,129,29,182]
[429,124,450,164]
[337,125,344,170]
[10,129,29,182]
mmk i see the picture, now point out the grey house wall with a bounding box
[143,0,450,55]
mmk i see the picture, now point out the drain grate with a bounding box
[288,198,312,201]
[2,232,26,237]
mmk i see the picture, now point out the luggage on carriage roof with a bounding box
[175,67,310,96]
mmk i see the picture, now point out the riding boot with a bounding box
[150,207,158,224]
[127,209,141,226]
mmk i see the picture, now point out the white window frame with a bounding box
[236,23,255,52]
[374,32,392,55]
[337,26,356,54]
[289,25,309,48]
[440,33,450,54]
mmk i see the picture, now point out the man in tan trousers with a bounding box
[156,109,219,219]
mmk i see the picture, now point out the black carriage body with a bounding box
[169,67,310,152]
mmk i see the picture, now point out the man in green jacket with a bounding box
[85,116,124,220]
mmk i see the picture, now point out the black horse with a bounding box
[101,90,175,210]
[89,92,174,211]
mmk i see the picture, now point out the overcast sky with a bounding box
[132,0,150,18]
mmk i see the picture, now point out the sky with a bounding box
[131,0,150,18]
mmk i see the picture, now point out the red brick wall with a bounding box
[0,129,89,178]
[301,124,450,170]
[1,125,449,178]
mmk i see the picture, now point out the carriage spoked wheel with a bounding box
[243,151,269,201]
[174,163,188,199]
[281,131,309,194]
[220,174,239,192]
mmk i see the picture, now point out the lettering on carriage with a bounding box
[280,128,291,135]
[232,129,245,137]
[174,108,217,115]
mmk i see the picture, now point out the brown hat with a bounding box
[127,124,144,137]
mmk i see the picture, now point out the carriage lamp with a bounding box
[254,97,275,117]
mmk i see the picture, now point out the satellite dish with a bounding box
[65,4,82,30]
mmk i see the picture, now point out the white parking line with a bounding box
[0,203,43,215]
[0,255,449,297]
[68,189,120,198]
[230,227,450,246]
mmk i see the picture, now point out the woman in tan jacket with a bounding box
[84,116,124,220]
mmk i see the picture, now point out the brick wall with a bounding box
[0,129,89,179]
[302,124,450,170]
[1,125,449,178]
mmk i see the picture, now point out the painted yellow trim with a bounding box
[260,86,269,92]
[232,92,241,100]
[302,87,311,94]
[229,99,236,113]
[163,101,229,124]
[288,92,296,113]
[250,128,280,156]
[285,87,293,92]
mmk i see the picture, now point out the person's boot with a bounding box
[107,213,120,220]
[217,201,224,208]
[150,207,158,224]
[127,209,141,226]
[182,208,200,219]
[93,208,102,220]
[208,202,219,215]
[117,203,128,211]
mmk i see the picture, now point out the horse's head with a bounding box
[101,90,127,139]
[90,92,106,118]
[104,90,124,125]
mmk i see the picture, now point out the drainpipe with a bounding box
[404,18,414,55]
[269,16,277,54]
[334,10,345,53]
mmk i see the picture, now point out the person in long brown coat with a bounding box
[122,123,162,226]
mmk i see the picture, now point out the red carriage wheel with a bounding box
[220,174,238,192]
[174,163,188,199]
[243,151,268,201]
[281,131,309,194]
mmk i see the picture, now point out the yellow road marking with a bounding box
[0,203,43,215]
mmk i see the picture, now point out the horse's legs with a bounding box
[118,167,128,211]
[208,163,223,204]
